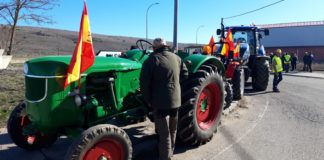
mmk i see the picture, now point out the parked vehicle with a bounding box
[8,39,226,160]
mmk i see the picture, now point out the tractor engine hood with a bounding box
[24,56,142,77]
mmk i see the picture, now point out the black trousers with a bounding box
[291,62,297,71]
[307,63,312,72]
[154,108,179,160]
[273,72,283,89]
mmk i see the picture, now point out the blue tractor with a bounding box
[216,23,270,100]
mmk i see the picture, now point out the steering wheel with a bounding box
[136,39,153,51]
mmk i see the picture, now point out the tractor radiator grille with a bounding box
[25,77,46,101]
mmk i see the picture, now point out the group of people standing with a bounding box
[270,51,314,73]
[282,52,298,72]
[271,49,315,93]
[270,52,297,73]
[303,52,314,72]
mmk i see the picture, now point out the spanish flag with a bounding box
[220,29,234,57]
[208,36,215,53]
[233,41,240,59]
[64,1,94,89]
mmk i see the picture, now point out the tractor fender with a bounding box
[226,61,241,79]
[256,55,270,61]
[183,54,225,76]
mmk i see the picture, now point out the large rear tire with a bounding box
[224,81,233,109]
[252,59,270,91]
[65,124,132,160]
[232,68,245,100]
[178,65,224,146]
[7,102,57,150]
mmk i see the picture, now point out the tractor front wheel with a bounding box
[232,68,245,100]
[224,81,233,109]
[252,59,270,91]
[178,65,224,146]
[7,102,57,150]
[65,124,132,160]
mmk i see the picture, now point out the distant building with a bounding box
[258,21,324,62]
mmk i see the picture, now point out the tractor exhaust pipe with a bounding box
[172,0,178,52]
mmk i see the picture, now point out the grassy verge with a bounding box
[0,63,24,128]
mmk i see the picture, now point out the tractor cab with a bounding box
[217,26,269,62]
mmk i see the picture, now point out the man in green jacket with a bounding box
[140,37,188,160]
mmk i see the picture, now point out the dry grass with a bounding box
[0,63,24,127]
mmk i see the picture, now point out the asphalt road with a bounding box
[0,75,323,160]
[172,75,324,160]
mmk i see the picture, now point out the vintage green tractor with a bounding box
[7,40,226,160]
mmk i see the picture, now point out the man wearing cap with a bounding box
[272,49,283,92]
[140,37,188,160]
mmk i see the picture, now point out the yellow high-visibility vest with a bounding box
[284,54,291,64]
[272,56,283,72]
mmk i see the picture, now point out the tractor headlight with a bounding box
[23,63,29,75]
[74,94,87,107]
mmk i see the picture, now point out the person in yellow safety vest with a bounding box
[272,49,283,92]
[283,52,291,73]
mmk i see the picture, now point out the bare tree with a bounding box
[0,25,11,49]
[0,0,59,55]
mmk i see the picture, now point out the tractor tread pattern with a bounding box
[252,59,270,91]
[65,124,132,160]
[7,102,57,150]
[178,64,224,146]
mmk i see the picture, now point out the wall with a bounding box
[265,46,324,62]
[262,25,324,47]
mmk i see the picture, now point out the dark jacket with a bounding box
[303,54,308,64]
[291,55,297,64]
[140,47,188,109]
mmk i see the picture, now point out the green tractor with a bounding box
[7,39,226,160]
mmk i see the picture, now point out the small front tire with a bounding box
[65,124,132,160]
[7,102,57,150]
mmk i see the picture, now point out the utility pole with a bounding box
[172,0,178,52]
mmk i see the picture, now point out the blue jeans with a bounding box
[273,72,283,89]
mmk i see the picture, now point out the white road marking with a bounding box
[210,97,269,159]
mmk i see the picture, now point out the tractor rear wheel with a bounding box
[252,59,270,91]
[178,65,224,146]
[232,68,245,100]
[65,124,132,160]
[224,81,233,109]
[7,102,57,150]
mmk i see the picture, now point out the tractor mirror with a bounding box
[259,33,263,39]
[216,29,221,35]
[264,29,270,36]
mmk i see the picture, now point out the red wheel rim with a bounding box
[83,138,125,160]
[196,83,221,130]
[19,115,47,145]
[20,116,35,144]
